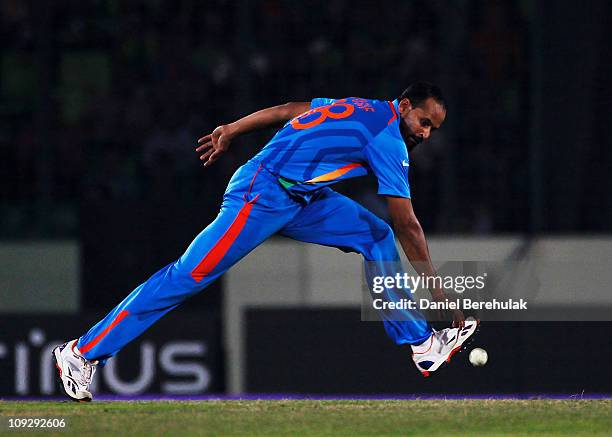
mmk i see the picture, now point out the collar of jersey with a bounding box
[390,98,409,154]
[392,99,400,115]
[390,99,402,136]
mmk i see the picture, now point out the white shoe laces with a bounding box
[436,328,459,349]
[76,355,97,386]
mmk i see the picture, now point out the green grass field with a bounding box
[1,400,611,436]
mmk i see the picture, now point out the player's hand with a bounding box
[431,291,465,329]
[450,308,466,329]
[196,124,233,167]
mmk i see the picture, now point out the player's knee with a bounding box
[363,225,400,261]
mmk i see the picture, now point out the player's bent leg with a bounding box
[280,189,479,376]
[279,188,432,346]
[354,209,480,376]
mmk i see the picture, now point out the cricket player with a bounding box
[53,82,478,401]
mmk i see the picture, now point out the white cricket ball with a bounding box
[469,348,488,367]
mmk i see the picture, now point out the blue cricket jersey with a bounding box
[252,97,411,201]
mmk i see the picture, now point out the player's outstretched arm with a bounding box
[386,196,465,328]
[196,102,310,167]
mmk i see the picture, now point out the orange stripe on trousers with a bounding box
[191,201,255,282]
[79,310,129,355]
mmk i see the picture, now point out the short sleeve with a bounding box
[363,127,411,198]
[310,97,335,109]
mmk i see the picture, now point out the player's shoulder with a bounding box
[305,96,398,138]
[342,97,397,136]
[343,97,392,111]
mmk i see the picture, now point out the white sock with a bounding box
[411,333,434,353]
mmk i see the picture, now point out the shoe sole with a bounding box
[420,320,480,377]
[52,347,92,403]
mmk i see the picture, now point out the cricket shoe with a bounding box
[411,317,479,377]
[52,339,98,402]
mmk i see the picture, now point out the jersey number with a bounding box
[290,99,355,130]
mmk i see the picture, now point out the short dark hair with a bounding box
[398,82,446,111]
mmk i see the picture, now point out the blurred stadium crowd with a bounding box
[2,0,535,237]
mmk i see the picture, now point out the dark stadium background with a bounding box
[1,0,611,397]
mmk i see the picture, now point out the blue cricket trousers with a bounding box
[77,160,432,361]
